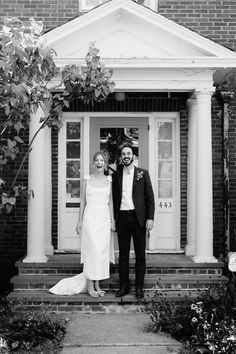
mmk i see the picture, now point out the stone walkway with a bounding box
[59,312,182,354]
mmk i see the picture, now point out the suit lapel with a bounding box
[132,166,138,196]
[117,168,123,195]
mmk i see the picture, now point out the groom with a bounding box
[112,143,155,299]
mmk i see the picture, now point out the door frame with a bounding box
[58,112,181,253]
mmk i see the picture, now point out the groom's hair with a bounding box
[119,142,135,155]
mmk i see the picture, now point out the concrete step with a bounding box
[7,288,202,312]
[10,273,227,291]
[17,259,223,276]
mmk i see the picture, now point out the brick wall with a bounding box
[158,0,236,51]
[1,0,236,53]
[0,0,236,263]
[0,0,82,32]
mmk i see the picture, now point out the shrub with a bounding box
[144,277,236,354]
[0,297,68,353]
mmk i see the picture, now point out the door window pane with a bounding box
[67,142,80,159]
[158,122,172,140]
[100,127,139,172]
[157,121,173,199]
[158,181,172,198]
[65,121,81,204]
[66,122,80,140]
[158,161,172,179]
[66,180,80,198]
[66,161,80,178]
[158,142,172,159]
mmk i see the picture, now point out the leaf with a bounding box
[14,136,24,144]
[7,139,17,150]
[5,203,13,213]
[28,189,34,199]
[0,178,6,185]
[30,17,43,35]
[14,121,25,134]
[8,197,16,205]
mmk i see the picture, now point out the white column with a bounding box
[24,106,48,263]
[186,98,197,256]
[193,90,217,263]
[44,126,53,255]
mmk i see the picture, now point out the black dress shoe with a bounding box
[116,287,129,297]
[135,288,144,299]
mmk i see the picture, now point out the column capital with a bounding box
[194,88,215,96]
[187,97,197,106]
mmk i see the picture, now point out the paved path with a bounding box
[60,312,182,354]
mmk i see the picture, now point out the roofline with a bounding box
[43,0,236,59]
[53,57,236,69]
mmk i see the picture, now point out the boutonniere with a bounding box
[135,170,144,181]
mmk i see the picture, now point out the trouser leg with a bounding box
[131,218,146,290]
[116,212,132,289]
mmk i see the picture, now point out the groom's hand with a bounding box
[146,219,154,232]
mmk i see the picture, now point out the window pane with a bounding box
[158,161,172,179]
[67,142,80,158]
[66,122,80,140]
[100,127,139,170]
[158,142,172,159]
[158,181,172,198]
[66,180,80,198]
[157,122,172,140]
[66,161,80,178]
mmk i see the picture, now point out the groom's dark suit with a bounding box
[112,165,155,293]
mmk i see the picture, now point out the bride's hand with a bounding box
[110,220,116,232]
[76,223,82,235]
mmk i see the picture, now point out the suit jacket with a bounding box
[112,166,155,228]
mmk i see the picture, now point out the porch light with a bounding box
[115,92,126,101]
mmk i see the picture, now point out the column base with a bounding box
[45,245,54,256]
[192,255,218,263]
[23,255,48,263]
[185,245,195,256]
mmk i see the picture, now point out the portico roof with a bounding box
[44,0,236,68]
[43,0,236,91]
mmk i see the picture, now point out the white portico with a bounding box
[23,0,236,263]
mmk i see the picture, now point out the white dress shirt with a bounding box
[120,166,135,210]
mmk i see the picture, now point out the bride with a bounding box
[49,151,116,297]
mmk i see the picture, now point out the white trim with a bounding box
[54,58,236,68]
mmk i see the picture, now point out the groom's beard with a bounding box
[122,156,134,166]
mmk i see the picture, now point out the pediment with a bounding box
[44,0,236,68]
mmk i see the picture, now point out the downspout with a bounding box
[217,90,234,258]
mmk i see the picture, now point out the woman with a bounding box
[49,152,115,297]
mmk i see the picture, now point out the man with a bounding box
[112,143,155,299]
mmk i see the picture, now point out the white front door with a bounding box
[149,113,181,252]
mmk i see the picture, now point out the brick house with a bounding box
[1,0,236,297]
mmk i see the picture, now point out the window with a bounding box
[80,0,108,11]
[80,0,158,12]
[143,0,158,11]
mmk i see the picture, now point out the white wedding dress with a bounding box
[49,175,115,295]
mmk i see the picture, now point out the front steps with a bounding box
[7,254,227,312]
